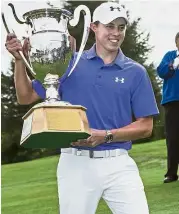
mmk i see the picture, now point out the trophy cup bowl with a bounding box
[2,3,91,148]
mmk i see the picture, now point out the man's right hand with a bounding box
[5,33,30,60]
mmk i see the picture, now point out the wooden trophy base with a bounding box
[20,102,91,148]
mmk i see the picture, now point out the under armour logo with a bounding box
[110,6,121,12]
[115,77,125,83]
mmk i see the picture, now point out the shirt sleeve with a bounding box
[32,79,46,100]
[131,67,159,118]
[157,51,176,79]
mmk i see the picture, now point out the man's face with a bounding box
[91,18,127,52]
[176,37,179,50]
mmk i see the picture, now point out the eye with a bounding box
[119,25,126,31]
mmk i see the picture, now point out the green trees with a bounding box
[1,64,45,164]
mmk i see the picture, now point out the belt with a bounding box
[61,148,127,158]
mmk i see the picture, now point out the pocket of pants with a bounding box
[127,156,144,188]
[126,155,140,173]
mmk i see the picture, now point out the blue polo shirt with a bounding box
[32,45,159,151]
[157,50,179,105]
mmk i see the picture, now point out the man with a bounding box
[157,32,179,183]
[6,2,159,214]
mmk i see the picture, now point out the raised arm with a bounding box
[5,33,40,104]
[157,51,177,80]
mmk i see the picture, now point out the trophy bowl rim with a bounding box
[23,8,69,19]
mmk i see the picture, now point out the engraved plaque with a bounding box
[20,114,33,142]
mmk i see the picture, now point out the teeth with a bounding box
[110,40,118,43]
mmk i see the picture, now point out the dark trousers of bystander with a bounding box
[164,101,179,177]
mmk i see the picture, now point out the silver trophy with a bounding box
[2,3,91,148]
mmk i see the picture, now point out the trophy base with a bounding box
[20,103,91,148]
[21,132,90,148]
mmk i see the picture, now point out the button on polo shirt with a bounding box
[32,45,159,151]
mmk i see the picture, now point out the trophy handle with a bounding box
[68,5,91,76]
[8,3,33,27]
[1,5,36,77]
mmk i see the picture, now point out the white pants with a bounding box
[57,151,149,214]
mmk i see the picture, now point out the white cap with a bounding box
[93,2,128,25]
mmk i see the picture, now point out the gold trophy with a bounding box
[2,3,91,148]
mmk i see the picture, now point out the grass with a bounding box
[1,139,179,214]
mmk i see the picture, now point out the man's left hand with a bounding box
[173,56,179,69]
[71,129,106,147]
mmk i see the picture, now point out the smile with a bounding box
[109,39,119,44]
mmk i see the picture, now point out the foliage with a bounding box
[1,63,47,164]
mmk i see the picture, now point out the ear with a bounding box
[90,23,97,33]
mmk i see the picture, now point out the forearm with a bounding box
[157,52,178,79]
[14,59,34,104]
[157,62,175,79]
[71,118,153,147]
[111,118,153,142]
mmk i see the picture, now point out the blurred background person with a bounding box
[157,32,179,183]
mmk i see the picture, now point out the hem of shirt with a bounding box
[71,141,132,151]
[161,98,179,105]
[135,111,159,118]
[70,147,131,151]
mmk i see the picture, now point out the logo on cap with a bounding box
[110,6,121,12]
